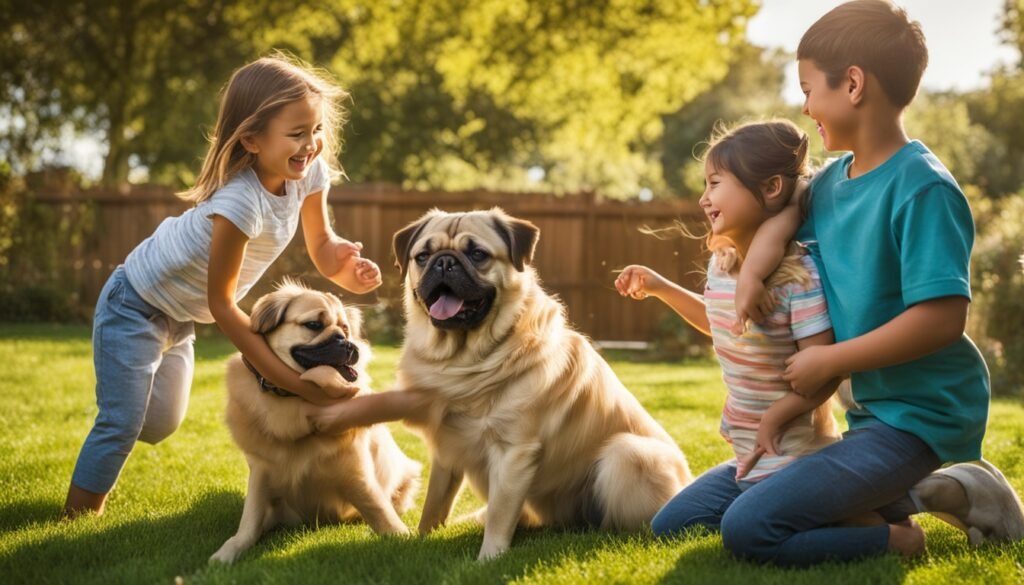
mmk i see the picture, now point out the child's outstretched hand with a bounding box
[333,240,382,294]
[615,265,667,300]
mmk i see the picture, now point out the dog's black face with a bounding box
[291,335,360,382]
[250,282,367,382]
[416,251,497,330]
[393,209,540,332]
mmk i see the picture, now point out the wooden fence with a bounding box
[35,184,708,342]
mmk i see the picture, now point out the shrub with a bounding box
[969,191,1024,396]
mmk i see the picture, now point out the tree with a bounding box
[0,0,262,186]
[659,43,789,197]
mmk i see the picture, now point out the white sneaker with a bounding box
[913,459,1024,545]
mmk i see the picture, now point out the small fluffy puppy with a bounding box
[210,281,420,564]
[392,208,693,560]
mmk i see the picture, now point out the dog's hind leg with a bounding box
[210,468,273,564]
[594,434,692,531]
[418,459,464,535]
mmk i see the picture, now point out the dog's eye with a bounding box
[469,249,490,263]
[414,251,430,266]
[303,321,324,331]
[341,324,350,335]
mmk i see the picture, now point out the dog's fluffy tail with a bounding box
[593,434,692,531]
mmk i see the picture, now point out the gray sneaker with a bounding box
[913,459,1024,545]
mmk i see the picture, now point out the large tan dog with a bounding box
[391,208,693,560]
[210,281,420,564]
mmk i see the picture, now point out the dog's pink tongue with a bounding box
[429,294,464,320]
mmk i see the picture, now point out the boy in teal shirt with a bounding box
[707,0,1022,564]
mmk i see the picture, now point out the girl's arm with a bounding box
[300,191,382,294]
[615,265,710,336]
[736,328,841,478]
[307,387,433,435]
[208,215,342,405]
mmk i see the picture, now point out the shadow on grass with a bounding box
[2,491,642,585]
[1,490,245,585]
[0,499,61,532]
[656,529,909,585]
[194,524,640,585]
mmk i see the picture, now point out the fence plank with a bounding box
[37,185,706,342]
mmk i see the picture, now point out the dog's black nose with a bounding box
[433,254,461,273]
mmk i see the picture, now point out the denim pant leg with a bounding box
[719,423,940,566]
[651,461,743,537]
[138,321,195,445]
[71,267,191,494]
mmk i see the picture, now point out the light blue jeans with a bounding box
[651,423,940,566]
[71,266,195,494]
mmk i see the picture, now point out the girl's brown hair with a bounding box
[179,51,348,203]
[643,119,811,278]
[702,118,810,214]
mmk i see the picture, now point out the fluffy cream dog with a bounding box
[210,281,420,564]
[391,208,693,560]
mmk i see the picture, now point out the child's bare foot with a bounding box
[62,483,107,519]
[887,518,925,558]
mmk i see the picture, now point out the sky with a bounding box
[748,0,1020,104]
[59,0,1023,179]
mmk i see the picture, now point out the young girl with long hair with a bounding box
[63,53,381,517]
[615,119,844,529]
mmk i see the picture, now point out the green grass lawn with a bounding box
[2,324,1024,584]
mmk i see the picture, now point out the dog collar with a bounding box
[241,357,299,398]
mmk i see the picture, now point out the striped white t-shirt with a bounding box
[705,252,833,483]
[123,157,332,323]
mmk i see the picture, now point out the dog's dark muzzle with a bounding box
[417,253,496,330]
[290,335,360,382]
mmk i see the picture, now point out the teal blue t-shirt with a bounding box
[796,140,989,463]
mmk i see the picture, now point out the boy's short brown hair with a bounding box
[797,0,928,109]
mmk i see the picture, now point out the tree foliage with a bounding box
[1,0,756,196]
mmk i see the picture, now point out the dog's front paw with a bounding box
[209,539,245,565]
[300,365,359,399]
[477,540,509,561]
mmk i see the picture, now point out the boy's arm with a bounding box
[735,204,803,326]
[784,296,968,395]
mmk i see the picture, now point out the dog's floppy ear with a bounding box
[250,289,292,334]
[492,213,540,272]
[393,216,431,276]
[344,305,364,340]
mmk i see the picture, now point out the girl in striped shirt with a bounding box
[615,120,841,530]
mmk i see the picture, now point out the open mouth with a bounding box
[335,364,358,383]
[290,339,359,381]
[289,154,311,172]
[708,210,721,223]
[424,285,493,328]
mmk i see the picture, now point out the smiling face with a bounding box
[243,95,325,195]
[798,59,857,152]
[698,159,767,250]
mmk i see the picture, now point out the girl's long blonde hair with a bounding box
[179,51,348,203]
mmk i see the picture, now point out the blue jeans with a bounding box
[71,266,195,494]
[651,423,940,566]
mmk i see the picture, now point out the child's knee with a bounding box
[720,507,775,562]
[137,412,183,445]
